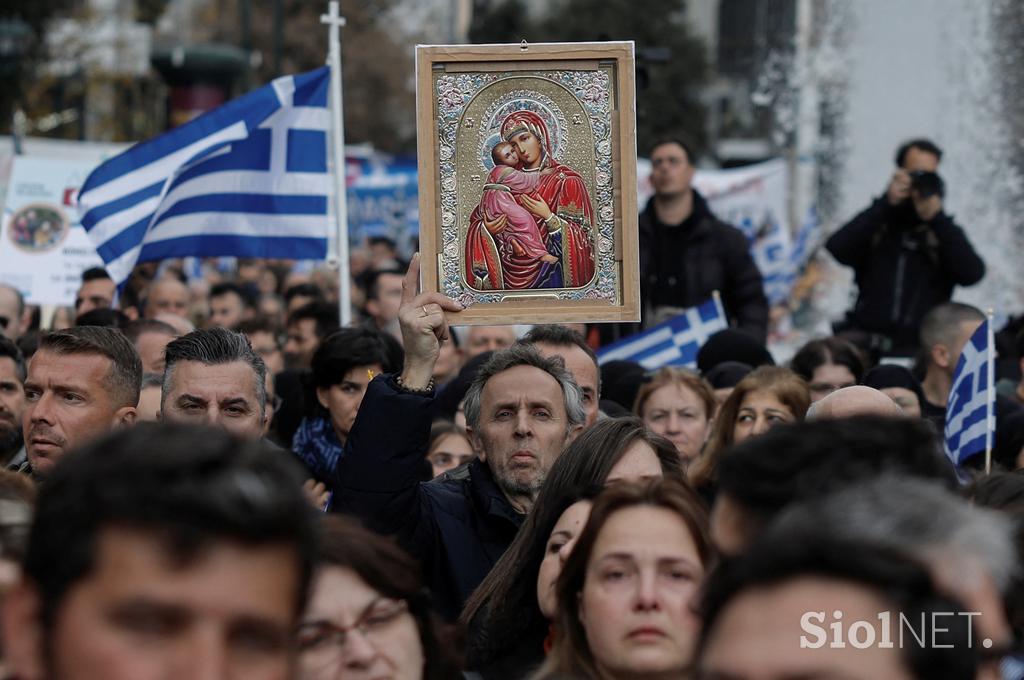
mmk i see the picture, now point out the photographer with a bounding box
[826,139,984,358]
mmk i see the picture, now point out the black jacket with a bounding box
[639,190,769,343]
[826,197,985,353]
[332,375,523,621]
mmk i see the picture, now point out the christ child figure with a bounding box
[480,141,559,264]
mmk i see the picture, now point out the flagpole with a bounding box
[985,308,995,475]
[321,1,351,327]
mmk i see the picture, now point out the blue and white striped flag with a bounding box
[597,296,728,370]
[78,67,332,287]
[944,318,995,468]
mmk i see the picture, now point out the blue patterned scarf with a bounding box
[291,415,343,481]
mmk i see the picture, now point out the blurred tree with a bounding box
[468,0,535,43]
[197,0,416,153]
[0,0,74,133]
[470,0,709,157]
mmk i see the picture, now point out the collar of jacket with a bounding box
[466,458,524,527]
[641,188,714,238]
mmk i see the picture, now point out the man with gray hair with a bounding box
[159,327,268,440]
[334,256,586,619]
[773,476,1017,676]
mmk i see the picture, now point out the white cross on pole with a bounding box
[322,1,351,326]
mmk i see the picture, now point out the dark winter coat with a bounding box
[638,190,769,343]
[826,197,985,354]
[332,375,523,621]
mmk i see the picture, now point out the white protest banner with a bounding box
[636,158,804,305]
[0,156,105,306]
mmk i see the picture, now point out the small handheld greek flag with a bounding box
[944,318,995,469]
[78,67,332,287]
[597,295,728,369]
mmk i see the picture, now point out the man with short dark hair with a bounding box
[22,327,141,477]
[699,532,979,680]
[283,283,324,316]
[0,338,27,469]
[283,301,339,371]
[335,257,586,619]
[239,318,285,375]
[160,327,268,439]
[1,422,318,680]
[0,284,30,342]
[122,318,178,374]
[363,268,405,341]
[74,267,116,316]
[639,139,768,342]
[709,415,955,555]
[827,138,985,356]
[209,282,255,330]
[916,302,1019,431]
[521,324,600,426]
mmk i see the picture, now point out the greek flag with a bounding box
[597,296,728,369]
[944,319,994,467]
[78,67,332,286]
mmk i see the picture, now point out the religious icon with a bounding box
[417,42,640,325]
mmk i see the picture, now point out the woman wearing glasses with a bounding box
[296,516,462,680]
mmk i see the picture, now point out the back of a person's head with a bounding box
[697,329,774,374]
[26,422,318,627]
[699,530,977,680]
[920,302,985,353]
[74,308,128,329]
[716,416,955,522]
[773,476,1017,594]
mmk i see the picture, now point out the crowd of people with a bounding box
[0,135,1019,680]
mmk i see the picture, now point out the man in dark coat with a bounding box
[638,139,769,343]
[826,138,985,357]
[332,256,586,620]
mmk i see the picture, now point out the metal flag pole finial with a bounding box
[321,1,351,327]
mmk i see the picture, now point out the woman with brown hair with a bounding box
[633,367,716,465]
[461,417,684,679]
[296,516,462,680]
[532,479,713,680]
[688,366,810,493]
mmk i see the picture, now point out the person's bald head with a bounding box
[144,278,190,320]
[806,385,903,420]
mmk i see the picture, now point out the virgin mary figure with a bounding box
[464,109,597,291]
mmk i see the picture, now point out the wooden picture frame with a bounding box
[415,41,640,325]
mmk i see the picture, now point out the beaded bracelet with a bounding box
[395,374,435,395]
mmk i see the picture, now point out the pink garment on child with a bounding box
[481,165,550,260]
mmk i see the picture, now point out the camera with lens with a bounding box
[908,170,945,199]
